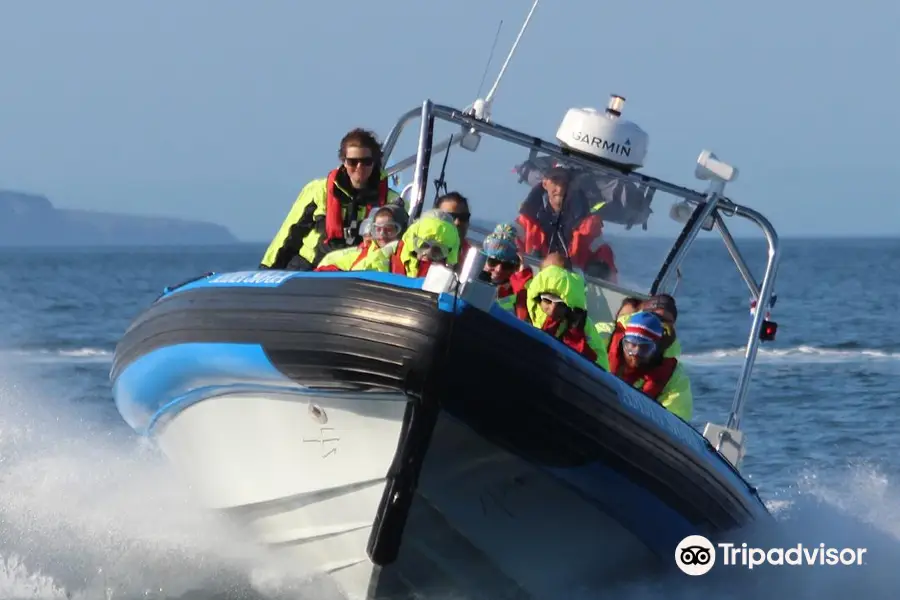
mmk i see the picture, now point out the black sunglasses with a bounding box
[344,156,374,167]
[447,211,470,222]
[486,257,517,268]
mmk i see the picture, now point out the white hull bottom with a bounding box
[155,391,656,599]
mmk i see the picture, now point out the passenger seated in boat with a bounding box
[387,209,461,277]
[435,192,474,268]
[598,294,684,357]
[607,311,693,421]
[479,223,533,319]
[524,264,609,370]
[595,296,643,343]
[640,294,681,357]
[515,166,618,283]
[259,128,403,271]
[314,205,407,272]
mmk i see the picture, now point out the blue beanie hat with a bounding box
[623,311,664,346]
[481,223,519,264]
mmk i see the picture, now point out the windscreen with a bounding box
[387,117,704,304]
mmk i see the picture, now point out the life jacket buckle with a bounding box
[344,218,360,241]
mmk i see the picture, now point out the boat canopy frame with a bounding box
[379,99,781,444]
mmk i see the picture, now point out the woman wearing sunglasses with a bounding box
[479,223,533,320]
[387,209,461,277]
[606,311,693,421]
[314,205,407,272]
[259,128,403,271]
[523,264,609,370]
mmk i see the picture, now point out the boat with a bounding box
[109,4,783,598]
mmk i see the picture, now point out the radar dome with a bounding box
[555,95,649,169]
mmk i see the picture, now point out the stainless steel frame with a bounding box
[380,100,781,434]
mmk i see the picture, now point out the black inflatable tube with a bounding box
[111,277,450,393]
[432,306,763,531]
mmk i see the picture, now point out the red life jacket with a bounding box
[568,215,618,281]
[607,334,679,400]
[507,268,533,321]
[389,240,432,278]
[497,284,529,321]
[324,169,388,244]
[515,213,549,256]
[542,316,598,363]
[606,321,627,356]
[515,212,610,272]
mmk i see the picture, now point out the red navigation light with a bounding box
[760,320,778,342]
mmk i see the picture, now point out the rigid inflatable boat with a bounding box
[110,6,783,598]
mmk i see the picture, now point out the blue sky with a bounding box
[1,0,897,241]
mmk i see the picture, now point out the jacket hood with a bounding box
[398,211,461,266]
[526,265,588,325]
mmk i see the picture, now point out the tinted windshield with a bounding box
[388,116,699,297]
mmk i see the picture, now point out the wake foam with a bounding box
[0,347,113,364]
[2,347,899,599]
[682,344,900,366]
[0,359,283,600]
[6,343,895,369]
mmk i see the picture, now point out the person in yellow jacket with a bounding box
[314,205,407,272]
[259,128,403,271]
[606,310,693,421]
[639,294,682,357]
[525,264,609,371]
[596,295,682,359]
[385,209,461,277]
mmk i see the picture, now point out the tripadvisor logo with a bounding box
[674,535,868,575]
[675,535,716,576]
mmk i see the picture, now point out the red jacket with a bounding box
[497,267,533,321]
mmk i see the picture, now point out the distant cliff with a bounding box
[0,190,238,246]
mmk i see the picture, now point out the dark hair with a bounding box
[641,293,678,322]
[372,206,395,220]
[339,128,382,165]
[569,307,588,329]
[434,191,469,210]
[620,296,642,310]
[615,296,642,320]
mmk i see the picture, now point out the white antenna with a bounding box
[468,0,540,123]
[484,0,539,104]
